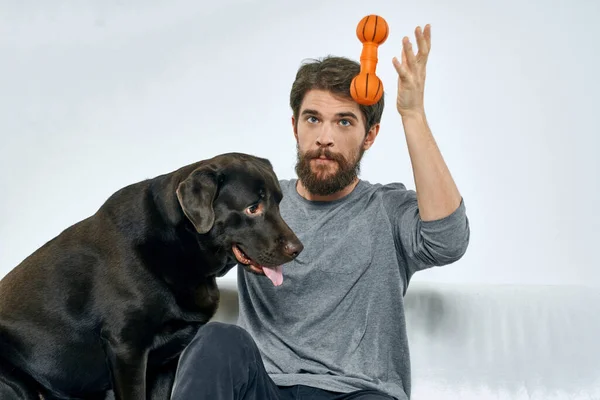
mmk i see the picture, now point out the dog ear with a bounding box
[176,167,218,234]
[256,157,273,170]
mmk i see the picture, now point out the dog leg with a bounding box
[103,343,149,400]
[146,357,178,400]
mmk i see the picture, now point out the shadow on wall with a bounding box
[403,282,600,397]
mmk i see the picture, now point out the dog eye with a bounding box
[246,204,260,214]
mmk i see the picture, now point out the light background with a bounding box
[1,0,598,288]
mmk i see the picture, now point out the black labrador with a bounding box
[0,152,303,400]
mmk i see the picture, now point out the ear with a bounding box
[363,123,380,150]
[291,115,298,142]
[176,167,218,234]
[256,156,273,170]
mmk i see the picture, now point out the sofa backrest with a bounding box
[214,280,600,399]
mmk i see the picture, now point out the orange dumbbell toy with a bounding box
[350,15,389,106]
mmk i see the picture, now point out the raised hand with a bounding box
[392,24,431,117]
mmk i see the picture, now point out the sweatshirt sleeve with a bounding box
[381,183,471,279]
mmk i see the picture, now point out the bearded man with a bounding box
[171,25,470,400]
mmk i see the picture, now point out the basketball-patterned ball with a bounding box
[356,15,389,44]
[350,72,383,106]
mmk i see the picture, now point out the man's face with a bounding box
[292,89,379,196]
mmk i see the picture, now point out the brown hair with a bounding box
[289,55,385,134]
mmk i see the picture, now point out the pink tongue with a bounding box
[262,265,283,286]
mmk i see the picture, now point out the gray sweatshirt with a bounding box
[236,179,470,399]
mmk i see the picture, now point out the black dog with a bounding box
[0,152,303,400]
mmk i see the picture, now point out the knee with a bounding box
[196,322,254,347]
[172,323,261,398]
[187,322,257,360]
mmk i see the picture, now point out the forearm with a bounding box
[401,109,462,221]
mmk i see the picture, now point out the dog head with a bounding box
[176,152,303,286]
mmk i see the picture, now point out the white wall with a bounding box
[1,0,598,288]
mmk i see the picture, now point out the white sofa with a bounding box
[213,279,600,399]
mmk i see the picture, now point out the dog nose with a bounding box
[284,240,303,259]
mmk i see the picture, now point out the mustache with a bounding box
[303,148,346,163]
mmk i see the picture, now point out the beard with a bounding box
[295,144,365,196]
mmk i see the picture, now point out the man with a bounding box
[171,24,470,400]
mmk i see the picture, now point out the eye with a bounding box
[339,119,352,127]
[307,116,319,124]
[246,203,261,215]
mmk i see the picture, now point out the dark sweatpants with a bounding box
[170,322,397,400]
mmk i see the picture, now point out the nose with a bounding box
[316,125,334,147]
[283,239,304,259]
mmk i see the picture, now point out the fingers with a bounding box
[392,56,411,83]
[415,25,431,62]
[424,24,432,47]
[402,36,417,71]
[393,24,431,83]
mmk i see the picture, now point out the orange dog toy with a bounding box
[350,15,389,106]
